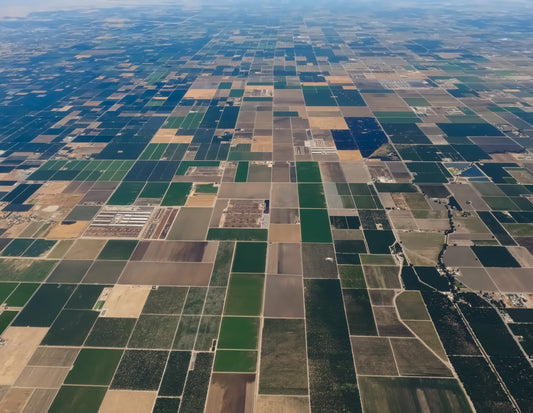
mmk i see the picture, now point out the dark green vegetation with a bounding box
[85,317,136,347]
[111,350,168,390]
[305,279,361,412]
[65,349,123,385]
[49,386,106,413]
[471,246,520,267]
[300,209,332,243]
[13,284,75,327]
[97,240,138,260]
[224,274,264,316]
[358,376,473,413]
[218,316,260,349]
[42,309,99,345]
[259,318,308,394]
[343,289,377,335]
[214,350,257,372]
[180,353,213,412]
[231,242,267,273]
[159,351,191,396]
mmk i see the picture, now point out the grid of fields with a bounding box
[0,2,533,413]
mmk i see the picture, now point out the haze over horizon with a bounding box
[1,0,532,18]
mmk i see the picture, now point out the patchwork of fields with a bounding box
[0,2,533,412]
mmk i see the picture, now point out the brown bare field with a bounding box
[150,128,178,143]
[390,338,452,377]
[271,163,290,182]
[362,93,411,111]
[363,265,401,289]
[255,395,309,413]
[373,307,413,337]
[308,117,348,130]
[186,193,217,207]
[399,232,444,266]
[266,243,302,275]
[251,136,273,153]
[0,388,33,412]
[404,320,448,361]
[168,207,212,240]
[508,246,533,267]
[268,224,301,242]
[319,162,346,183]
[15,366,70,388]
[273,90,305,105]
[264,275,304,318]
[119,262,213,286]
[64,239,106,260]
[270,209,299,224]
[184,89,217,99]
[351,336,399,376]
[271,184,299,208]
[325,75,353,84]
[21,388,56,413]
[389,210,418,231]
[101,285,151,318]
[205,373,255,413]
[46,220,89,239]
[443,246,481,268]
[395,291,430,321]
[341,161,371,182]
[0,327,49,385]
[447,183,489,211]
[80,189,114,204]
[302,243,338,279]
[340,106,373,117]
[338,150,364,161]
[487,268,533,292]
[369,289,396,306]
[28,347,79,367]
[455,267,498,292]
[131,241,217,263]
[218,183,271,199]
[99,390,157,413]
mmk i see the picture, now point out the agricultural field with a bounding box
[0,1,533,412]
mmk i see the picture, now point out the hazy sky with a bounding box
[0,0,170,17]
[0,0,530,18]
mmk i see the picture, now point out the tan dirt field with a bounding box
[21,389,56,413]
[186,193,217,207]
[270,184,299,208]
[0,388,33,412]
[337,150,363,161]
[268,224,301,242]
[308,117,348,130]
[63,239,106,260]
[28,347,79,367]
[184,89,217,100]
[0,327,49,386]
[218,183,271,199]
[98,390,157,413]
[255,395,310,413]
[325,75,353,84]
[150,128,178,143]
[46,221,89,239]
[15,366,70,388]
[251,136,273,153]
[100,285,151,318]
